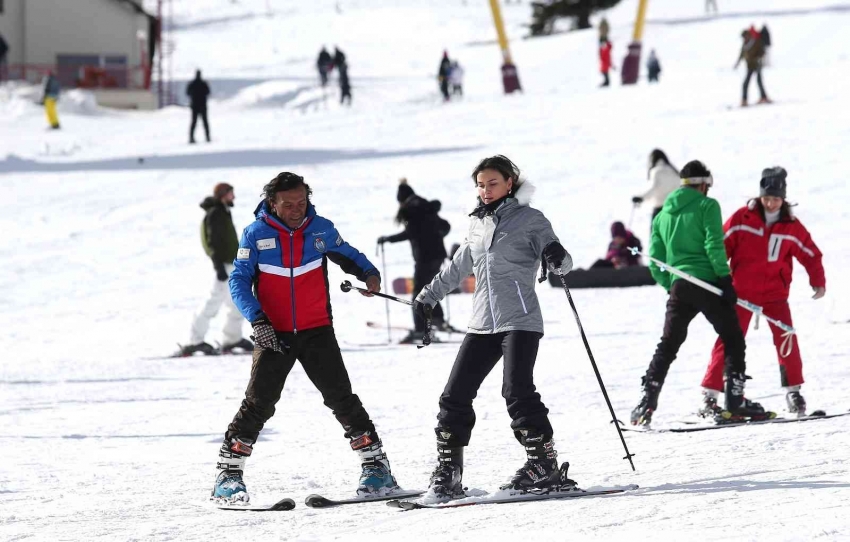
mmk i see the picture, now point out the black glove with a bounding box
[716,275,737,305]
[250,314,287,353]
[632,196,643,204]
[413,299,432,323]
[214,262,228,282]
[377,236,388,245]
[543,242,571,274]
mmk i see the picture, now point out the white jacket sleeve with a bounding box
[638,165,679,208]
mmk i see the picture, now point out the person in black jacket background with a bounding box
[178,183,252,356]
[378,179,451,343]
[187,70,211,144]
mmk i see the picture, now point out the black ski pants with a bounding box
[437,331,552,447]
[412,258,445,331]
[190,107,210,142]
[742,66,767,102]
[224,326,377,446]
[645,280,746,387]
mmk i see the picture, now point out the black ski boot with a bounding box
[785,388,807,417]
[176,342,217,357]
[500,430,561,491]
[221,338,254,354]
[426,429,464,501]
[719,371,772,422]
[630,378,661,426]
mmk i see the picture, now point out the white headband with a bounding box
[682,175,714,186]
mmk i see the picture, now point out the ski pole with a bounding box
[553,271,637,471]
[379,243,392,344]
[341,281,432,348]
[629,247,796,356]
[341,280,412,305]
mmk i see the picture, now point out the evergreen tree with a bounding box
[530,0,621,36]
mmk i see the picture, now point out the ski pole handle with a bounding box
[340,280,413,306]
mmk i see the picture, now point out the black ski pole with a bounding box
[340,280,412,305]
[341,281,432,349]
[553,272,636,471]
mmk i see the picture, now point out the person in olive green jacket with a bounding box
[177,183,253,356]
[630,160,768,426]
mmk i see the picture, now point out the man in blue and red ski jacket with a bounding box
[211,172,400,504]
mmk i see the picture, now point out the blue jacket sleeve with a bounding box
[325,226,380,282]
[229,226,263,322]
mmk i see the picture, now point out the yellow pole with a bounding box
[488,0,512,64]
[632,0,650,42]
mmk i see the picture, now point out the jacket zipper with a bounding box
[514,281,528,314]
[288,230,297,334]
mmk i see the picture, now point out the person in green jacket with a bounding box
[630,160,768,426]
[177,183,253,356]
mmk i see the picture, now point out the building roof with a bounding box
[112,0,156,20]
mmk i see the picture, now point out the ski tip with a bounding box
[273,498,297,511]
[304,494,332,508]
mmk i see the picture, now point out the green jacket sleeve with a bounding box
[206,207,230,267]
[703,199,731,279]
[648,216,671,291]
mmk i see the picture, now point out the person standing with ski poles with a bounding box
[377,178,452,343]
[631,160,769,427]
[212,172,403,503]
[412,155,575,501]
[698,167,825,418]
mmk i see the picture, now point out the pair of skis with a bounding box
[214,489,423,511]
[621,410,850,433]
[213,484,641,511]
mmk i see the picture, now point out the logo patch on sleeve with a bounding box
[335,234,343,246]
[237,248,251,260]
[257,238,277,251]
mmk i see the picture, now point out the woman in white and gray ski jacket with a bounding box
[632,149,680,220]
[413,155,574,501]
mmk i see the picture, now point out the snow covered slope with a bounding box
[2,1,850,540]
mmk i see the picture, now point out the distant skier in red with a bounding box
[599,39,613,87]
[699,167,825,418]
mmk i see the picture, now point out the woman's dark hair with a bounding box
[648,149,676,179]
[472,155,521,187]
[471,155,525,200]
[749,197,794,221]
[263,172,312,204]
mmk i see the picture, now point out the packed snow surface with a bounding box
[2,0,850,540]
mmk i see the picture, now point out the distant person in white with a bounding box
[449,61,464,97]
[705,0,718,15]
[632,149,680,222]
[178,183,252,356]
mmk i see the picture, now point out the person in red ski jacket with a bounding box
[599,39,613,87]
[699,167,825,417]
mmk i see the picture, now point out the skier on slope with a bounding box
[212,173,400,503]
[631,160,768,426]
[438,51,452,101]
[632,149,680,223]
[735,28,770,107]
[698,167,825,418]
[317,46,332,87]
[413,155,575,500]
[377,178,452,343]
[177,183,253,356]
[599,38,613,87]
